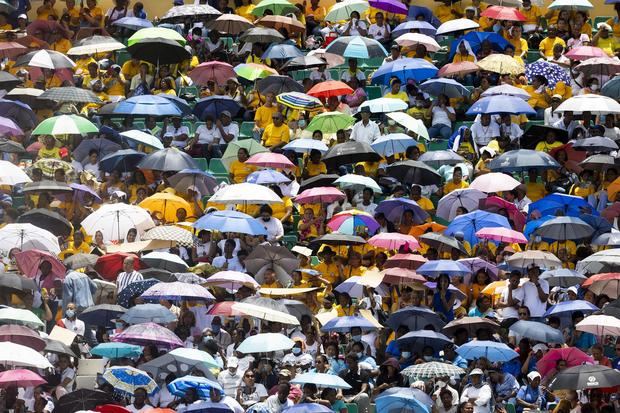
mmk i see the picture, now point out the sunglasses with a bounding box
[245,374,255,378]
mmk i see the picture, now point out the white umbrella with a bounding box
[168,347,220,369]
[209,183,282,205]
[395,33,440,52]
[325,0,369,22]
[555,95,620,115]
[67,36,126,56]
[334,174,382,193]
[576,314,620,336]
[436,188,486,221]
[0,160,32,185]
[576,249,620,274]
[231,302,300,325]
[236,332,296,353]
[481,85,531,100]
[436,19,480,36]
[119,130,164,150]
[386,112,430,140]
[80,203,155,242]
[0,308,45,330]
[549,0,592,9]
[359,97,408,113]
[142,251,189,273]
[469,172,521,193]
[0,342,53,369]
[0,223,59,255]
[17,50,75,69]
[506,250,562,269]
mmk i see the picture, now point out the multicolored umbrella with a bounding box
[276,92,323,112]
[32,114,98,136]
[168,376,224,399]
[327,210,380,235]
[102,366,159,397]
[325,36,388,59]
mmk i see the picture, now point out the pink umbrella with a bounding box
[0,369,46,388]
[537,347,594,378]
[246,153,295,169]
[0,324,46,351]
[475,227,527,244]
[14,250,66,284]
[189,61,237,86]
[479,196,526,231]
[112,322,184,349]
[368,233,420,251]
[379,267,426,285]
[204,271,260,290]
[0,42,27,59]
[565,46,607,61]
[294,187,345,204]
[26,141,42,155]
[384,253,428,270]
[140,282,215,302]
[438,61,480,78]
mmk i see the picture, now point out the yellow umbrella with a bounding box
[139,192,191,224]
[476,54,525,75]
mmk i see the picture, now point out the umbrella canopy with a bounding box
[118,131,163,150]
[469,172,521,193]
[246,152,295,169]
[55,389,115,413]
[14,249,65,281]
[138,147,198,172]
[372,58,438,84]
[325,0,368,21]
[436,18,480,35]
[113,16,154,30]
[419,78,470,98]
[0,369,46,389]
[418,150,466,168]
[359,97,408,114]
[92,343,142,359]
[481,5,526,21]
[160,3,221,23]
[436,188,486,221]
[395,32,440,52]
[445,210,511,246]
[573,136,619,153]
[488,149,560,172]
[467,95,536,116]
[438,61,480,78]
[386,160,442,186]
[544,300,599,319]
[262,43,304,60]
[456,340,518,362]
[251,0,297,15]
[565,45,607,61]
[115,95,182,117]
[67,35,125,56]
[537,347,594,379]
[443,316,501,337]
[281,55,327,72]
[113,322,184,349]
[236,333,295,353]
[282,139,328,154]
[556,94,620,115]
[210,183,282,205]
[401,362,466,382]
[207,14,254,35]
[549,365,620,391]
[140,350,219,383]
[234,63,278,81]
[120,304,177,325]
[477,54,524,75]
[534,216,594,241]
[295,187,346,204]
[525,60,573,88]
[386,306,445,331]
[321,315,379,333]
[305,111,356,134]
[39,87,101,104]
[193,95,243,119]
[0,223,59,255]
[325,35,388,59]
[141,281,214,302]
[231,302,299,325]
[291,373,351,389]
[393,20,437,37]
[416,260,471,278]
[577,250,620,275]
[576,314,620,336]
[581,272,620,298]
[189,61,236,86]
[476,227,527,244]
[509,320,564,344]
[335,174,382,193]
[14,49,75,69]
[143,225,195,248]
[102,366,159,397]
[168,376,223,399]
[79,304,127,327]
[0,324,46,351]
[128,27,186,46]
[81,203,154,242]
[32,114,98,136]
[17,208,72,238]
[328,210,380,235]
[507,250,562,269]
[139,193,192,224]
[245,244,298,285]
[0,160,31,186]
[371,133,418,157]
[193,210,267,236]
[239,27,285,43]
[419,233,468,256]
[276,92,324,112]
[375,388,432,413]
[0,342,52,368]
[205,271,260,291]
[322,140,382,168]
[528,193,593,218]
[540,268,587,288]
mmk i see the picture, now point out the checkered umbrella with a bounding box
[401,362,466,381]
[143,225,194,248]
[40,87,101,104]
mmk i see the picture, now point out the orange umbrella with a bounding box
[409,222,447,237]
[608,177,620,203]
[307,80,353,98]
[256,15,306,34]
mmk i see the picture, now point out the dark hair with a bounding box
[259,204,273,215]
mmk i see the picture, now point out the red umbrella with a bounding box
[602,202,620,223]
[95,404,131,413]
[479,196,526,231]
[246,152,295,169]
[206,301,236,316]
[582,273,620,298]
[14,250,66,284]
[0,42,27,59]
[0,369,46,388]
[379,267,426,285]
[549,143,587,163]
[480,6,526,21]
[307,80,354,98]
[565,46,607,62]
[0,324,46,351]
[438,61,479,78]
[189,61,237,86]
[537,347,593,378]
[384,253,428,270]
[94,253,145,281]
[294,187,346,204]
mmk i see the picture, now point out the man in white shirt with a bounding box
[498,114,523,142]
[355,187,377,215]
[471,114,500,148]
[544,95,563,126]
[116,257,143,293]
[265,383,294,413]
[368,12,390,43]
[217,357,243,397]
[521,265,550,320]
[214,111,239,144]
[259,205,284,243]
[460,369,492,413]
[340,58,366,83]
[350,107,380,144]
[212,239,244,271]
[552,111,579,139]
[383,44,402,64]
[129,63,153,94]
[496,271,524,323]
[164,116,190,149]
[57,302,86,336]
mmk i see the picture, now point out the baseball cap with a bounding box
[469,368,484,376]
[227,357,239,368]
[279,369,292,377]
[221,110,232,118]
[527,371,541,381]
[532,344,548,353]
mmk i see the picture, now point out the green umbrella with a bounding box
[222,140,268,170]
[325,0,369,22]
[0,308,45,330]
[32,115,99,136]
[306,111,355,134]
[251,0,298,16]
[127,27,186,47]
[234,63,277,81]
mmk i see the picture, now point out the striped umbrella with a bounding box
[102,366,159,397]
[31,115,98,136]
[276,92,323,112]
[325,35,388,59]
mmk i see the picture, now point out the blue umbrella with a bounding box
[509,320,564,344]
[193,210,268,236]
[325,36,388,59]
[291,373,352,389]
[393,20,436,37]
[416,260,471,278]
[320,316,379,333]
[156,94,193,117]
[523,215,555,240]
[375,197,430,225]
[282,403,333,413]
[91,342,143,359]
[181,402,233,413]
[386,306,445,331]
[488,149,560,172]
[99,149,146,173]
[0,99,37,129]
[193,96,242,120]
[371,133,418,157]
[246,169,291,185]
[102,366,159,397]
[540,268,587,287]
[528,193,597,218]
[376,387,431,413]
[262,43,304,60]
[78,304,126,327]
[283,139,329,153]
[580,214,613,238]
[526,60,572,89]
[601,76,620,99]
[113,16,153,31]
[466,95,537,116]
[372,58,438,85]
[168,376,223,399]
[117,279,160,308]
[114,95,182,117]
[408,5,440,27]
[120,303,177,324]
[544,300,599,318]
[448,32,509,61]
[456,340,519,362]
[419,78,470,98]
[444,210,511,246]
[396,330,452,353]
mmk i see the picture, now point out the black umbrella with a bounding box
[310,233,366,246]
[127,37,192,65]
[549,365,620,391]
[603,298,620,318]
[44,338,77,357]
[63,253,99,270]
[116,279,160,308]
[55,389,116,413]
[299,174,340,192]
[17,208,73,238]
[0,99,38,129]
[257,75,304,95]
[0,139,25,153]
[22,180,73,194]
[78,304,126,327]
[281,55,327,71]
[137,147,198,172]
[0,272,36,294]
[0,71,21,90]
[141,268,176,282]
[520,125,569,149]
[322,141,382,168]
[100,149,146,173]
[579,154,620,170]
[419,233,468,255]
[193,96,242,120]
[386,160,442,186]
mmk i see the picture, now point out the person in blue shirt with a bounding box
[612,343,620,370]
[516,372,552,413]
[502,356,522,380]
[433,274,456,322]
[468,295,495,318]
[385,326,408,360]
[442,343,468,369]
[567,311,597,350]
[325,342,346,375]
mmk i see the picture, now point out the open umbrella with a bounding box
[0,324,46,351]
[386,160,442,186]
[0,223,59,255]
[372,58,438,84]
[193,95,242,119]
[92,343,142,359]
[308,81,354,98]
[113,16,153,31]
[395,33,440,52]
[205,271,260,291]
[168,376,223,399]
[528,193,594,218]
[128,38,191,65]
[327,210,380,235]
[245,244,298,286]
[509,320,564,344]
[457,340,518,362]
[115,95,182,117]
[120,304,177,325]
[141,281,214,302]
[262,43,304,61]
[140,350,218,383]
[416,260,471,278]
[445,210,510,246]
[469,172,521,193]
[397,330,452,353]
[549,365,620,391]
[419,150,466,168]
[193,210,267,236]
[99,149,146,173]
[467,95,536,116]
[294,187,346,204]
[401,362,466,382]
[359,98,408,114]
[488,149,559,172]
[239,27,285,43]
[386,306,445,331]
[481,5,525,21]
[419,78,470,98]
[393,20,436,37]
[477,54,524,75]
[210,182,282,206]
[0,342,52,368]
[437,18,480,35]
[436,188,486,221]
[14,49,75,70]
[138,147,198,172]
[540,268,587,287]
[160,3,221,23]
[537,347,594,379]
[17,208,72,238]
[581,272,620,298]
[0,369,46,388]
[371,134,418,157]
[573,137,619,153]
[325,36,388,59]
[419,233,468,256]
[237,333,295,353]
[321,316,379,333]
[189,61,236,86]
[305,112,356,134]
[507,250,562,269]
[291,373,351,389]
[32,114,98,136]
[556,94,620,115]
[55,389,114,413]
[81,203,154,242]
[535,216,594,241]
[251,0,297,16]
[113,322,184,349]
[79,304,126,327]
[207,14,254,35]
[139,193,192,224]
[102,366,159,397]
[325,0,368,21]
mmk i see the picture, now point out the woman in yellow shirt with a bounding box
[229,147,257,183]
[152,77,176,96]
[334,292,356,316]
[452,40,476,63]
[507,25,528,62]
[384,78,408,102]
[235,0,256,21]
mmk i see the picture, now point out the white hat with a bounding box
[469,368,484,376]
[282,354,297,366]
[527,371,541,382]
[532,344,548,353]
[17,14,27,19]
[567,286,579,295]
[598,22,612,31]
[227,356,239,368]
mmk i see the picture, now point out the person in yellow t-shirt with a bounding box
[51,31,73,54]
[246,44,272,67]
[229,147,258,184]
[526,169,547,202]
[435,0,463,23]
[507,25,528,61]
[538,26,566,58]
[535,129,563,153]
[443,166,469,195]
[81,0,104,27]
[104,65,127,99]
[38,136,61,160]
[62,0,81,30]
[60,231,91,260]
[236,0,255,21]
[254,92,278,132]
[411,184,435,215]
[606,5,620,38]
[519,0,543,33]
[593,24,619,56]
[261,113,290,150]
[314,247,341,285]
[121,57,142,80]
[260,268,283,289]
[305,0,326,22]
[452,40,476,63]
[525,75,551,111]
[303,149,327,179]
[37,0,59,20]
[383,78,408,102]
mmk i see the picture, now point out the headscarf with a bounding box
[457,40,477,62]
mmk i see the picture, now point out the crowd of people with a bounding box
[1,0,620,412]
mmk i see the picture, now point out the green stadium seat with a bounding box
[193,157,208,172]
[115,50,131,66]
[209,158,228,175]
[345,403,358,413]
[365,86,382,100]
[283,234,298,249]
[239,121,255,140]
[526,50,540,63]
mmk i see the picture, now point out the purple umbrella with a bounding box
[70,183,102,203]
[204,271,260,291]
[458,257,499,284]
[112,322,184,349]
[141,281,215,302]
[0,116,24,136]
[369,0,408,14]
